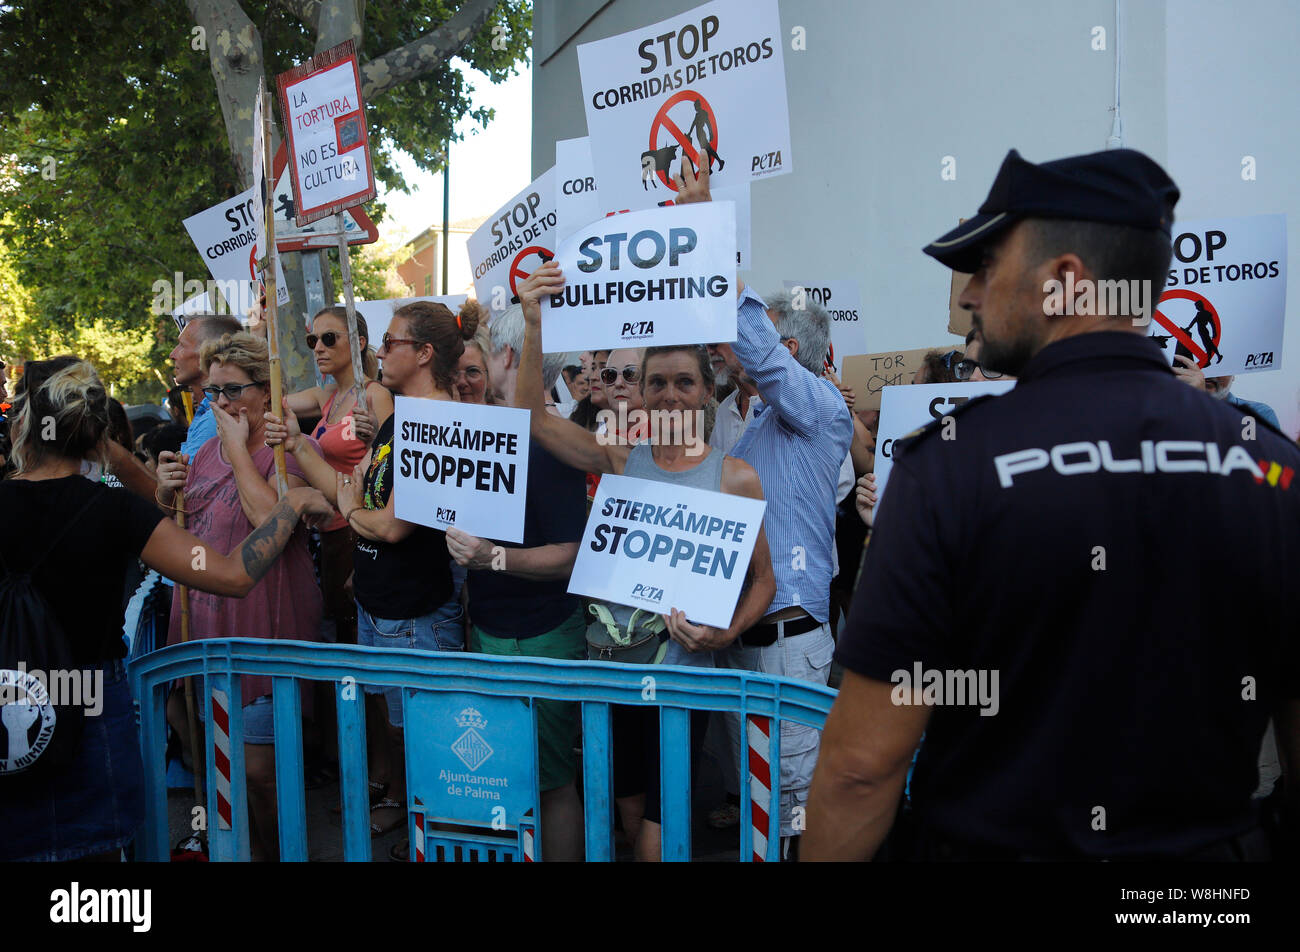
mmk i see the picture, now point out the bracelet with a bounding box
[344,507,360,526]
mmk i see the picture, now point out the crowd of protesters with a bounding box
[1,152,1295,865]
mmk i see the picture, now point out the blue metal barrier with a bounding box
[129,639,836,862]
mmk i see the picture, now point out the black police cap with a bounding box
[923,148,1180,273]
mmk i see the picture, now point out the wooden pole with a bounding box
[176,390,204,813]
[335,211,368,412]
[261,84,289,497]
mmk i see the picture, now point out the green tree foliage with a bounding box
[0,0,530,394]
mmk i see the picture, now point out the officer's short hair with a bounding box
[765,289,830,377]
[1023,218,1173,310]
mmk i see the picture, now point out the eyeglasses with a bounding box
[202,382,262,401]
[382,333,421,350]
[456,366,485,381]
[306,331,343,349]
[954,359,1004,381]
[600,366,640,385]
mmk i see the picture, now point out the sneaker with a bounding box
[707,802,741,830]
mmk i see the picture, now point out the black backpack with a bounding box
[0,491,102,782]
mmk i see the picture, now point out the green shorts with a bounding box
[469,608,585,792]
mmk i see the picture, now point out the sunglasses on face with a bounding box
[306,331,344,349]
[600,366,640,385]
[954,359,1004,381]
[203,382,262,401]
[381,332,420,350]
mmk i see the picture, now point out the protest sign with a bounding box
[874,381,1014,501]
[576,0,792,214]
[569,473,766,629]
[393,397,530,544]
[350,295,469,344]
[276,39,376,225]
[541,202,736,352]
[782,280,864,375]
[841,347,954,412]
[1146,214,1287,376]
[252,88,267,265]
[270,142,378,251]
[182,187,290,313]
[467,168,558,312]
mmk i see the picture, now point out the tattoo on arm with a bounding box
[236,498,300,584]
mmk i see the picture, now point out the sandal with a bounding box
[370,798,406,837]
[331,779,388,815]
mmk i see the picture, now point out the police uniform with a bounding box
[835,148,1300,861]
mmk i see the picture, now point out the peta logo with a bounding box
[631,583,665,602]
[994,439,1267,488]
[621,321,654,339]
[437,507,456,523]
[751,151,782,172]
[1244,351,1274,368]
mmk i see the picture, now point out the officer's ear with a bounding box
[1045,252,1092,313]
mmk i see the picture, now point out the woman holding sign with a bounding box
[515,264,776,862]
[267,301,473,846]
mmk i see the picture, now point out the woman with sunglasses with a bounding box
[155,332,326,861]
[277,308,393,646]
[514,265,777,861]
[266,301,475,847]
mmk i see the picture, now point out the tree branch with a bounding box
[279,0,322,32]
[359,0,501,99]
[187,0,264,189]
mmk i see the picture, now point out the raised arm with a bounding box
[515,262,628,476]
[265,400,344,506]
[140,487,333,596]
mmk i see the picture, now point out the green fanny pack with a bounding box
[585,602,669,665]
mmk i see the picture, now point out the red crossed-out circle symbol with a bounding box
[648,90,719,191]
[1153,288,1221,369]
[509,245,553,298]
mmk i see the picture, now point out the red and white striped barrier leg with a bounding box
[210,689,233,831]
[413,813,425,863]
[747,714,772,862]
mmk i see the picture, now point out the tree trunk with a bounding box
[187,0,264,190]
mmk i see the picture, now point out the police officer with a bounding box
[803,148,1300,861]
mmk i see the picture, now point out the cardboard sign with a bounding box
[542,202,736,352]
[874,381,1014,501]
[840,347,954,412]
[1146,214,1287,376]
[182,187,290,314]
[467,168,558,312]
[393,397,530,544]
[782,280,864,375]
[569,473,766,629]
[948,271,973,337]
[576,0,792,214]
[350,295,469,344]
[276,39,376,225]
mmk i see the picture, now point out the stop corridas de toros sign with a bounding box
[275,39,377,226]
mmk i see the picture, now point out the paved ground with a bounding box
[165,739,742,862]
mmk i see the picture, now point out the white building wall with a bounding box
[533,0,1298,437]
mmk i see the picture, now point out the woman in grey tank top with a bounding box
[513,266,777,861]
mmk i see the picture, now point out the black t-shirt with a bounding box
[0,475,165,664]
[837,332,1300,859]
[468,444,586,639]
[352,415,452,620]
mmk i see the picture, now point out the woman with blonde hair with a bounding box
[454,300,493,406]
[156,332,326,861]
[1,357,331,861]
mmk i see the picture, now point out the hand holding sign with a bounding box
[518,259,566,328]
[671,151,712,205]
[663,607,733,651]
[445,527,497,570]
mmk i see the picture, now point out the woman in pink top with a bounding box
[156,331,325,861]
[283,307,394,644]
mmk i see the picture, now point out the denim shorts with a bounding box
[357,597,464,728]
[193,684,276,745]
[1,659,145,861]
